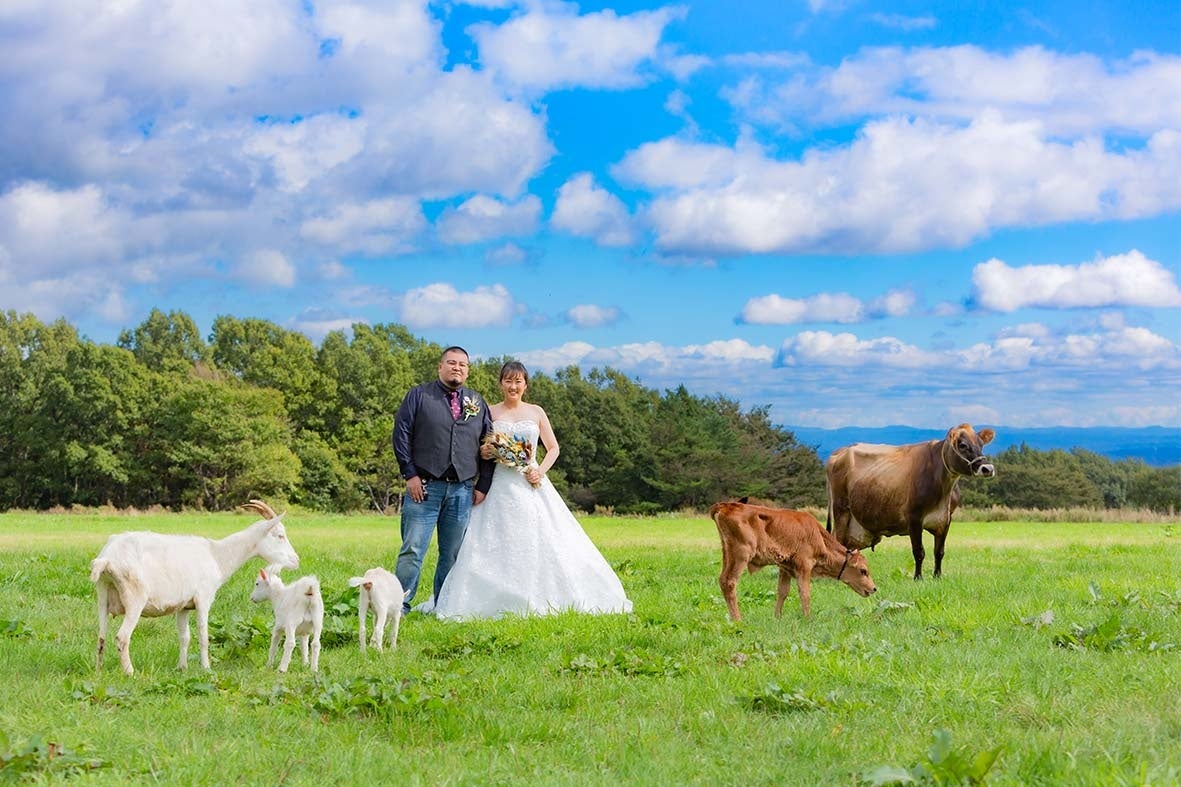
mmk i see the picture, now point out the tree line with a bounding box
[1,309,1176,515]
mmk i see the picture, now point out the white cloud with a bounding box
[235,249,296,288]
[972,250,1181,311]
[400,283,517,329]
[0,182,128,275]
[437,194,541,245]
[551,173,636,246]
[469,4,684,91]
[618,115,1181,256]
[300,198,427,255]
[742,292,863,324]
[486,242,531,266]
[565,304,622,329]
[727,45,1181,137]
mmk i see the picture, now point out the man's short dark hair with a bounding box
[440,346,469,361]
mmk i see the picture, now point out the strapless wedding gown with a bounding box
[431,419,633,620]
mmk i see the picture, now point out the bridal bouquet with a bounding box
[484,431,541,488]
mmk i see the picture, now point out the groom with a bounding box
[392,346,495,613]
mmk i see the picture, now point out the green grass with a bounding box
[1,511,1179,784]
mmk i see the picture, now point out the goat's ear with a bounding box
[348,577,363,587]
[259,569,268,580]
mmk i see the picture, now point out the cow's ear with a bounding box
[979,428,995,445]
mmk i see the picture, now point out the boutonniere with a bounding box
[461,395,481,421]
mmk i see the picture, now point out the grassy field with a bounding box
[1,510,1179,785]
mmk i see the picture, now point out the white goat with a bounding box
[348,568,407,652]
[250,568,323,673]
[90,500,299,675]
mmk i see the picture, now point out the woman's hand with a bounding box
[524,466,543,485]
[480,443,496,460]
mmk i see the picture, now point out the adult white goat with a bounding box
[250,568,323,673]
[90,500,299,675]
[348,568,407,652]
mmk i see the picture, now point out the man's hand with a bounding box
[480,442,496,460]
[473,490,486,506]
[406,476,426,503]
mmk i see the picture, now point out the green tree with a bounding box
[986,445,1103,509]
[117,308,209,373]
[1126,465,1181,513]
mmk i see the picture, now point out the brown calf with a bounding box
[710,501,877,621]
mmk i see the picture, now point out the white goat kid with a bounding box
[90,500,299,675]
[348,568,407,652]
[250,569,324,673]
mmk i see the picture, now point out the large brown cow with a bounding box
[825,423,995,579]
[711,500,877,620]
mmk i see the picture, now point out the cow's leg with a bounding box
[796,567,813,617]
[774,568,793,618]
[718,551,747,622]
[909,520,926,580]
[932,526,948,578]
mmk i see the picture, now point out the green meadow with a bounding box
[1,511,1178,785]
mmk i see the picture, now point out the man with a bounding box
[392,346,495,613]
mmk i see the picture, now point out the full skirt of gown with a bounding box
[432,421,632,621]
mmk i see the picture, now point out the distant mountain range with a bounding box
[785,425,1181,467]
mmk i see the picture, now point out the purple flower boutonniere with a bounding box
[461,395,481,421]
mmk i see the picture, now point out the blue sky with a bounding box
[2,0,1179,429]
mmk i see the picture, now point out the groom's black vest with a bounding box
[406,383,483,481]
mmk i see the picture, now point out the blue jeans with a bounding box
[396,479,473,613]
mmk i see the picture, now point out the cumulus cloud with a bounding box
[437,195,542,245]
[234,250,296,288]
[565,304,622,329]
[726,45,1181,137]
[740,288,916,325]
[469,4,684,91]
[617,114,1181,256]
[300,197,427,255]
[551,173,636,246]
[971,250,1181,311]
[400,283,517,329]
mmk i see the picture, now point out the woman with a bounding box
[428,360,632,620]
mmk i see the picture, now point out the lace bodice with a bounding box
[492,419,539,452]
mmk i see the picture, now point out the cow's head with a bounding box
[836,549,877,597]
[944,423,995,477]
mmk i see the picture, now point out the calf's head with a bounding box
[836,549,877,597]
[945,423,996,478]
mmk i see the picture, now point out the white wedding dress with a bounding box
[430,419,633,620]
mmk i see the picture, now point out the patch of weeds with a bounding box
[875,600,915,615]
[145,673,238,697]
[320,587,360,648]
[1052,613,1175,653]
[861,728,1001,785]
[244,682,301,707]
[1019,609,1055,630]
[209,614,269,658]
[68,680,136,708]
[562,649,684,677]
[729,641,781,667]
[0,731,108,779]
[308,675,455,719]
[422,631,523,660]
[737,683,831,715]
[0,570,26,588]
[0,618,32,639]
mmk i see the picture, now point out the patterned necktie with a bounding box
[448,389,460,420]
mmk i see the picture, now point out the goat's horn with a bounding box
[241,499,277,519]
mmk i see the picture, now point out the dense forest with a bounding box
[1,309,1177,514]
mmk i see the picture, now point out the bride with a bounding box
[429,360,633,620]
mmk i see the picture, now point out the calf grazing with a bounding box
[826,423,994,579]
[90,500,299,675]
[250,569,324,673]
[710,500,877,621]
[348,568,407,652]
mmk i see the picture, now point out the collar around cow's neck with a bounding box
[837,548,852,581]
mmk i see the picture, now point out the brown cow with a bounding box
[710,501,877,621]
[825,423,995,580]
